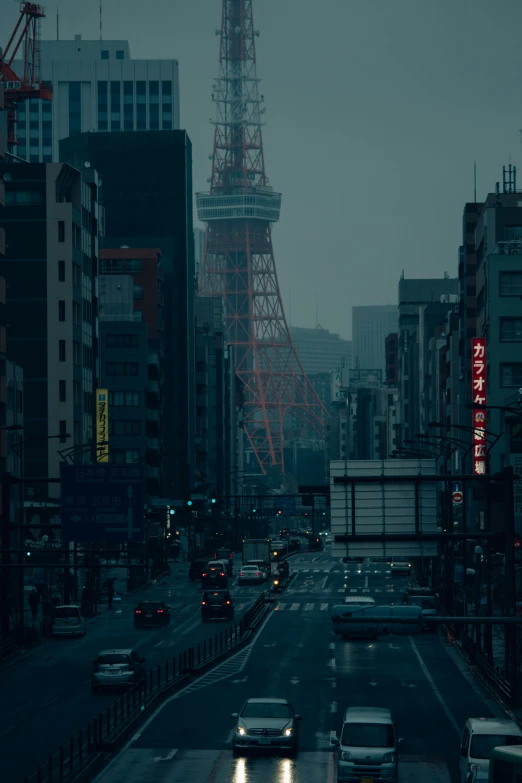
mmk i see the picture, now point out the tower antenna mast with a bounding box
[197,0,327,473]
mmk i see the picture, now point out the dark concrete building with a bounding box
[60,131,195,502]
[385,333,398,385]
[0,162,100,508]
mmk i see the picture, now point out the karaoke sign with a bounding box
[471,337,487,474]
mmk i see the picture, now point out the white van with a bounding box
[52,605,85,637]
[459,718,522,783]
[332,706,401,782]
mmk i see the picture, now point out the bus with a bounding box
[486,745,522,782]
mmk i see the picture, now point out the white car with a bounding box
[52,605,85,637]
[246,560,269,580]
[238,565,265,585]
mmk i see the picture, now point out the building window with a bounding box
[500,364,522,387]
[116,50,124,59]
[72,302,81,326]
[109,391,140,407]
[58,259,65,282]
[504,226,522,240]
[106,362,139,376]
[68,81,81,136]
[133,284,143,300]
[109,420,141,436]
[126,259,142,272]
[59,340,66,362]
[5,190,42,205]
[500,318,522,342]
[101,50,109,59]
[110,80,121,131]
[58,221,65,242]
[59,420,68,442]
[97,80,108,131]
[59,380,66,402]
[112,449,141,464]
[105,333,139,348]
[500,271,522,297]
[58,300,66,321]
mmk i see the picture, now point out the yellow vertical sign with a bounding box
[96,389,109,462]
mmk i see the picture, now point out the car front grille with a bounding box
[247,728,282,736]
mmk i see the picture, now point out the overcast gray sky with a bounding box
[5,0,522,338]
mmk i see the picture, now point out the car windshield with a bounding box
[97,654,129,665]
[341,723,395,748]
[242,702,291,719]
[242,566,258,571]
[54,607,79,618]
[139,603,162,611]
[470,735,522,759]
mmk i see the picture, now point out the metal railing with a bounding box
[460,632,512,703]
[23,593,267,783]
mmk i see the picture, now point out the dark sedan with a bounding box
[134,601,171,628]
[201,589,234,621]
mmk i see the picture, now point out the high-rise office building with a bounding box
[352,305,398,374]
[290,326,352,375]
[14,36,180,162]
[0,161,100,505]
[60,130,195,500]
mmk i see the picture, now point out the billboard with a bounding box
[471,338,487,474]
[60,464,144,542]
[96,389,109,462]
[330,459,438,559]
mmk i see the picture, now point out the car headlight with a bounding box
[284,728,293,736]
[341,751,352,761]
[384,753,395,763]
[237,726,246,735]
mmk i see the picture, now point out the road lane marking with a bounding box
[275,602,287,611]
[153,640,166,648]
[364,576,369,588]
[205,749,226,782]
[321,603,329,611]
[330,701,338,713]
[153,748,178,761]
[321,576,328,589]
[304,603,314,611]
[409,637,460,735]
[289,603,300,611]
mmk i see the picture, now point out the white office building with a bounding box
[290,326,352,375]
[14,36,180,162]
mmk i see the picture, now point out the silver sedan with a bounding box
[232,697,302,755]
[237,565,265,585]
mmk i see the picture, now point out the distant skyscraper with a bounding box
[352,305,398,374]
[14,36,180,162]
[290,326,352,375]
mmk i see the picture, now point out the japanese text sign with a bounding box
[96,389,109,462]
[472,337,487,475]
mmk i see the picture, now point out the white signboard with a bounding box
[330,459,438,559]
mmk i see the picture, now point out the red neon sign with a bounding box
[471,337,487,475]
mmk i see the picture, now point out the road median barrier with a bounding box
[23,592,270,783]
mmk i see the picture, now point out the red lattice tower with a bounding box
[197,0,327,473]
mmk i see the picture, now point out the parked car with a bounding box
[231,697,302,756]
[238,565,265,585]
[52,605,85,638]
[189,558,208,581]
[134,601,171,628]
[201,589,234,621]
[91,648,146,693]
[459,718,522,783]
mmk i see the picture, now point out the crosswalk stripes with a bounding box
[275,602,332,612]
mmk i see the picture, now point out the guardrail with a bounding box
[23,593,267,783]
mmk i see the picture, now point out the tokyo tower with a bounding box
[197,0,327,473]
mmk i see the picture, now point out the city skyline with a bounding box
[4,1,522,336]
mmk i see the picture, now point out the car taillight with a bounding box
[157,609,164,614]
[220,573,224,576]
[202,601,206,605]
[239,572,243,576]
[202,572,207,577]
[226,600,231,605]
[135,609,142,614]
[229,553,233,559]
[256,572,260,576]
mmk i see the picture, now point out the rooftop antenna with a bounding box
[473,161,476,202]
[315,291,318,329]
[288,289,292,328]
[100,0,103,41]
[56,6,59,39]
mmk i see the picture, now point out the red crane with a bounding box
[197,1,327,474]
[1,2,52,152]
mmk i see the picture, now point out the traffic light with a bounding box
[211,498,217,504]
[169,509,176,516]
[187,500,193,507]
[251,506,257,514]
[277,509,282,516]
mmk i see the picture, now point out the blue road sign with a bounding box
[60,464,145,542]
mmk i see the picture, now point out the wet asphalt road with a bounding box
[91,552,506,783]
[0,556,265,782]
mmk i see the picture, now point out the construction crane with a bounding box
[1,2,52,153]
